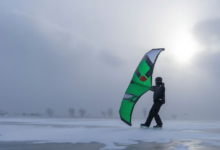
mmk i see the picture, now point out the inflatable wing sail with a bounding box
[119,48,165,126]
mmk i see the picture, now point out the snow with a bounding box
[203,141,220,147]
[173,145,188,150]
[1,118,220,149]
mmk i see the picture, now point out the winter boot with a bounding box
[153,125,162,128]
[140,123,149,128]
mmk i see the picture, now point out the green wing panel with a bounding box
[119,48,165,126]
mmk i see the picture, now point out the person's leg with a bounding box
[153,103,163,126]
[144,103,156,126]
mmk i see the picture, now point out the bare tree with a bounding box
[22,112,26,116]
[171,114,177,120]
[142,108,147,118]
[101,110,106,118]
[78,108,86,117]
[106,108,113,117]
[30,112,40,116]
[46,108,54,117]
[0,110,7,116]
[69,108,75,118]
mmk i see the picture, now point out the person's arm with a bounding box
[160,83,165,104]
[150,86,156,91]
[163,86,165,100]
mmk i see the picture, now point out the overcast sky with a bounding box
[0,0,220,120]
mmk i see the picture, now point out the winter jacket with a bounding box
[150,83,165,104]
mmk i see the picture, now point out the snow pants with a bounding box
[145,102,163,126]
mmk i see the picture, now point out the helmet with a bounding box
[155,77,162,82]
[155,77,162,86]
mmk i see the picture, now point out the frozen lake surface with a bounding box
[1,118,220,150]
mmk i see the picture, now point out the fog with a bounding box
[0,0,220,120]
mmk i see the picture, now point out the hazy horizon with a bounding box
[1,0,220,121]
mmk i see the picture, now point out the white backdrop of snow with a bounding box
[0,118,220,149]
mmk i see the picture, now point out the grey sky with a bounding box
[0,0,220,120]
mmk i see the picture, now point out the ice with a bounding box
[203,141,220,147]
[173,145,188,150]
[1,118,220,149]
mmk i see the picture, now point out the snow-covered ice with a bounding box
[0,118,220,149]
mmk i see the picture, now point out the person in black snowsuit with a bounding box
[141,77,165,128]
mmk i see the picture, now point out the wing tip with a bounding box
[120,115,132,126]
[152,48,165,51]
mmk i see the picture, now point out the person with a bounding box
[141,77,165,128]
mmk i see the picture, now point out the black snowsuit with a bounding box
[145,83,165,126]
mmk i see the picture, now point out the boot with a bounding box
[140,123,149,128]
[153,125,162,128]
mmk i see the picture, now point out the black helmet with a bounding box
[155,77,162,82]
[155,77,162,86]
